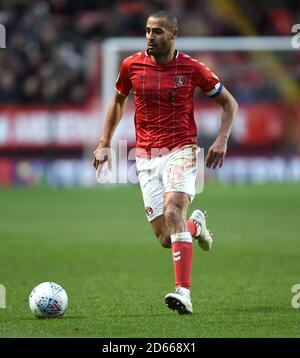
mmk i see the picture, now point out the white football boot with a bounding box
[165,286,193,315]
[189,209,213,251]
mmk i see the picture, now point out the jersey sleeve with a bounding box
[115,58,132,97]
[194,61,223,97]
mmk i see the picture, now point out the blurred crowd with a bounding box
[0,0,299,105]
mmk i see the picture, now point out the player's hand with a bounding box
[205,138,227,169]
[93,143,112,178]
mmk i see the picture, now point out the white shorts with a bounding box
[136,145,199,222]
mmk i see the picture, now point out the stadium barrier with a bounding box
[0,103,290,148]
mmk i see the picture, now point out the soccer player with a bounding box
[93,11,238,314]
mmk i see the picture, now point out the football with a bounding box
[29,282,68,318]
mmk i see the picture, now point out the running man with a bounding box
[93,11,238,314]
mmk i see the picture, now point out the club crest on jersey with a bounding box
[145,206,153,217]
[174,75,185,86]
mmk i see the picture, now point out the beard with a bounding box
[147,42,170,57]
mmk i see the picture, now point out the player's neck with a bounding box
[150,48,177,65]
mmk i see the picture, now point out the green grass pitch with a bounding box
[0,182,300,338]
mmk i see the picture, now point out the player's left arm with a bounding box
[206,86,238,169]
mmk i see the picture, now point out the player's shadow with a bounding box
[104,313,200,318]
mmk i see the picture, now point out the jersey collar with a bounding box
[145,49,179,64]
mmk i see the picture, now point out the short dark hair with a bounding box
[148,11,178,31]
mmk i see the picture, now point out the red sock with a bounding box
[186,220,197,237]
[171,232,193,289]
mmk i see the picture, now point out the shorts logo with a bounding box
[145,206,153,216]
[174,75,185,86]
[166,166,184,183]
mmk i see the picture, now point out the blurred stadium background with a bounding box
[1,0,300,338]
[0,0,299,186]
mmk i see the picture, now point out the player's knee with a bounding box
[164,206,181,227]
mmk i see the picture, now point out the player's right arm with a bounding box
[93,57,132,174]
[93,92,128,171]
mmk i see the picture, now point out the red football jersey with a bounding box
[115,50,222,156]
